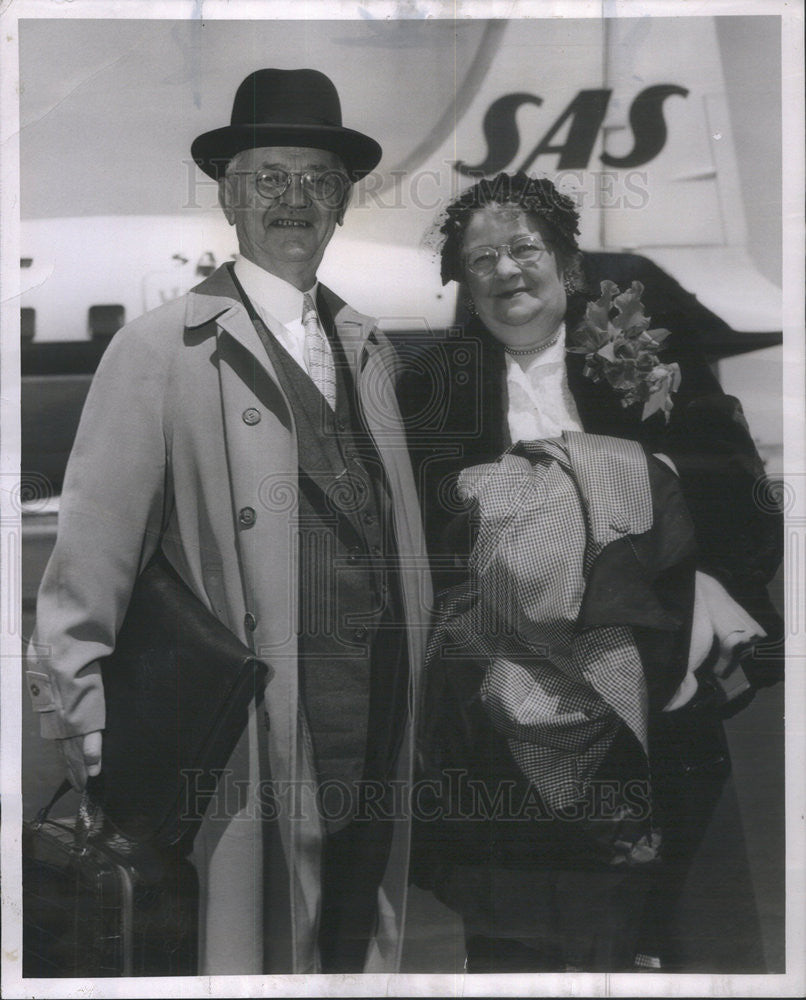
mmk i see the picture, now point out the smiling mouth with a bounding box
[270,219,311,228]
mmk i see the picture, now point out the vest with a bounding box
[232,276,408,830]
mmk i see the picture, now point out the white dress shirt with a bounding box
[233,254,321,373]
[505,322,584,442]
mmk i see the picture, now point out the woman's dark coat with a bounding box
[394,253,783,968]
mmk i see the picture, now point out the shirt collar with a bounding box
[232,254,318,327]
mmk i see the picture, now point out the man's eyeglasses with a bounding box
[241,167,351,205]
[463,235,551,277]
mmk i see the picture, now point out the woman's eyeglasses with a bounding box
[463,235,551,277]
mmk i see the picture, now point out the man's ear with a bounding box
[218,177,235,226]
[337,182,354,227]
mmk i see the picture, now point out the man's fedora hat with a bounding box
[191,68,382,181]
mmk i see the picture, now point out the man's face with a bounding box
[219,146,349,288]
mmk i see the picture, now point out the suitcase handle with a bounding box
[32,779,73,827]
[33,779,102,855]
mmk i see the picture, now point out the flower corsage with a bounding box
[567,279,681,423]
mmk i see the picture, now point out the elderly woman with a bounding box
[399,172,783,972]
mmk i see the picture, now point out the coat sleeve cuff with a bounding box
[28,669,106,741]
[39,712,106,741]
[25,671,56,712]
[39,709,69,740]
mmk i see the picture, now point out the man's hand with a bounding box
[59,731,103,790]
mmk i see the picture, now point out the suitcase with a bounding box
[23,782,198,978]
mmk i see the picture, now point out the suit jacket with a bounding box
[27,263,431,973]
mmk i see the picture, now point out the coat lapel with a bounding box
[562,431,653,544]
[186,267,381,423]
[186,265,268,356]
[185,264,291,416]
[565,350,671,442]
[565,350,625,433]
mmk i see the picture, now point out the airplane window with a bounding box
[21,307,35,342]
[88,304,125,339]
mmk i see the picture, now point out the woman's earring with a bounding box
[463,295,478,316]
[563,274,575,295]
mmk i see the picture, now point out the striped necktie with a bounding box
[302,293,337,410]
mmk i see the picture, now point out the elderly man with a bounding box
[26,69,430,974]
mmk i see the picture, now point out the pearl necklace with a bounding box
[502,328,562,357]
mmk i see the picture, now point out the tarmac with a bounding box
[20,577,787,976]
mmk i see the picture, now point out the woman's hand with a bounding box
[58,731,102,790]
[664,572,766,711]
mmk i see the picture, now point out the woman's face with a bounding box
[462,204,566,347]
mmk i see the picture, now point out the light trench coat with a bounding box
[28,264,431,974]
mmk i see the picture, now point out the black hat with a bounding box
[191,68,382,181]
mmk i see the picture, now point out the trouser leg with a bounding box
[318,790,395,973]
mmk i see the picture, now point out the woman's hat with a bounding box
[191,68,382,181]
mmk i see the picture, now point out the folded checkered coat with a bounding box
[424,431,697,810]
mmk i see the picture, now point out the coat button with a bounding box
[353,626,369,642]
[347,546,361,565]
[244,612,257,631]
[30,683,40,697]
[242,408,261,425]
[336,417,347,431]
[239,506,256,527]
